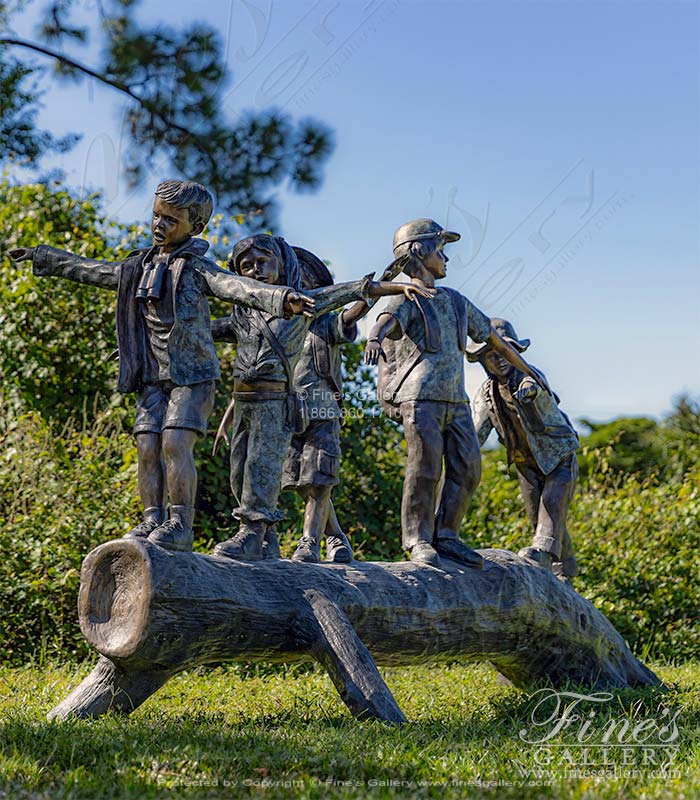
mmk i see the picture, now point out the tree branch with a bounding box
[0,36,217,170]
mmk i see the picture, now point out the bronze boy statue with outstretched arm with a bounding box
[10,180,313,553]
[365,218,549,568]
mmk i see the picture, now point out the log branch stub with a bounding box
[300,589,407,724]
[48,656,170,720]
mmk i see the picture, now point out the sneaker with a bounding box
[409,541,441,567]
[148,519,193,552]
[213,528,263,561]
[292,536,321,563]
[518,547,554,570]
[263,529,281,560]
[435,538,483,568]
[326,533,352,563]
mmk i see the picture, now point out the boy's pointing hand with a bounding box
[8,247,35,262]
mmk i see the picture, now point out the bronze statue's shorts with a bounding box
[133,380,216,436]
[282,418,341,489]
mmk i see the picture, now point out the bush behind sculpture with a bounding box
[0,179,144,423]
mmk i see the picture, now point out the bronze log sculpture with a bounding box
[49,540,659,724]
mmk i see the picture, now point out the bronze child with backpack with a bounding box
[468,319,580,581]
[365,219,550,568]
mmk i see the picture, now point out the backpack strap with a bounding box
[251,312,306,430]
[442,287,468,352]
[252,312,294,388]
[311,315,345,410]
[415,296,440,353]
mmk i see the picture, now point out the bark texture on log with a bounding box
[49,539,660,723]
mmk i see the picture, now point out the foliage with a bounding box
[0,178,143,423]
[658,394,700,480]
[578,416,664,476]
[578,402,700,481]
[0,0,334,233]
[0,54,77,170]
[0,406,138,664]
[0,662,698,799]
[667,394,700,436]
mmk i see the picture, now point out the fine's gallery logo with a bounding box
[516,689,681,779]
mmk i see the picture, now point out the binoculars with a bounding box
[135,260,167,301]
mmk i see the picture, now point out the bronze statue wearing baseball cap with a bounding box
[468,318,580,580]
[365,219,550,568]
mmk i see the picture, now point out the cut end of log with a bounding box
[78,539,152,659]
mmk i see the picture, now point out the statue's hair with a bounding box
[154,180,214,230]
[393,238,438,278]
[294,247,333,289]
[228,234,301,290]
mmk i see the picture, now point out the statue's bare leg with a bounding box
[125,432,165,539]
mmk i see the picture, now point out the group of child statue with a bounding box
[10,179,580,580]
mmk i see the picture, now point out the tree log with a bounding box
[49,539,660,723]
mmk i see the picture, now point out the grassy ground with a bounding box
[0,661,698,799]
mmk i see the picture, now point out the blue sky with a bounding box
[6,0,700,422]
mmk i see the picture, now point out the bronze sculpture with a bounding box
[365,219,550,568]
[9,189,663,726]
[9,180,314,554]
[281,249,385,564]
[468,318,580,579]
[211,234,434,562]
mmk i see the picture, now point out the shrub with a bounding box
[0,179,146,424]
[0,405,138,663]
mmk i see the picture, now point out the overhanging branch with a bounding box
[0,36,217,170]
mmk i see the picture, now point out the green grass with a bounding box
[1,662,698,799]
